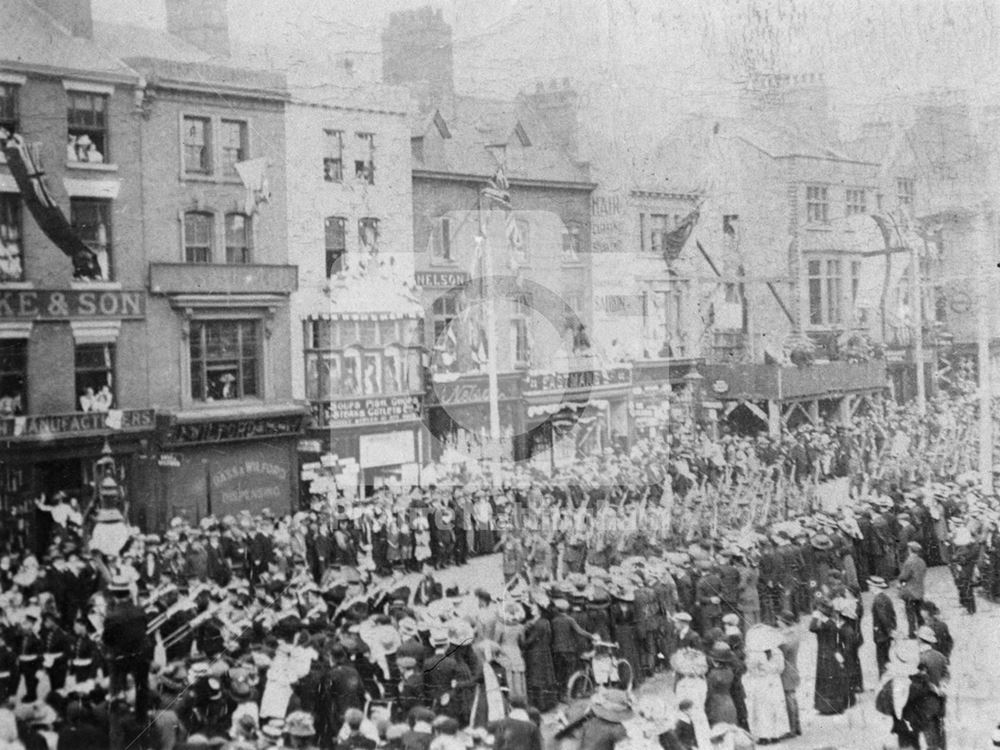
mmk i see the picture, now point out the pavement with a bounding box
[441,556,1000,749]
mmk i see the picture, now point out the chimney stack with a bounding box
[165,0,231,58]
[382,6,455,104]
[35,0,93,38]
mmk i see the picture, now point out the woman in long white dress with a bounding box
[671,647,711,749]
[742,626,791,743]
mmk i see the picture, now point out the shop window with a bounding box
[432,296,459,348]
[383,345,402,393]
[189,320,259,401]
[511,319,529,366]
[69,198,112,280]
[224,213,252,264]
[359,217,379,252]
[0,194,23,282]
[67,92,108,163]
[0,83,18,146]
[562,221,581,261]
[324,216,347,275]
[806,185,829,223]
[184,211,213,263]
[75,343,114,412]
[0,339,26,416]
[323,129,343,182]
[359,320,379,347]
[183,116,211,174]
[220,119,248,178]
[644,288,684,357]
[355,132,375,184]
[342,348,362,395]
[362,352,381,394]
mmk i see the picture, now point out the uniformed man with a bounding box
[16,609,43,702]
[39,610,71,692]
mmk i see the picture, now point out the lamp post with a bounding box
[94,440,123,512]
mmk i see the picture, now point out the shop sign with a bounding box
[594,295,643,316]
[525,366,631,394]
[0,408,155,440]
[359,430,414,468]
[164,413,306,445]
[591,190,627,253]
[415,271,471,288]
[210,455,291,515]
[0,289,146,320]
[158,453,181,468]
[297,439,323,453]
[431,376,520,405]
[312,395,422,428]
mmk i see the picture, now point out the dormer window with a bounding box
[411,136,425,163]
[514,121,531,147]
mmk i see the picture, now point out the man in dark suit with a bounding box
[490,696,543,750]
[916,626,949,688]
[411,568,443,606]
[920,601,953,659]
[898,542,928,638]
[393,656,425,722]
[870,575,897,677]
[102,577,151,720]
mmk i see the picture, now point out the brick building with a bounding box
[383,8,603,468]
[0,0,303,531]
[282,72,426,494]
[0,0,154,519]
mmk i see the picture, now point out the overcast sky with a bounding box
[92,0,1000,125]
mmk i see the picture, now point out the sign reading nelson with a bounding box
[0,289,146,319]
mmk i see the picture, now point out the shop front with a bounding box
[0,409,156,549]
[424,372,523,463]
[144,404,307,529]
[304,394,424,494]
[521,364,632,471]
[629,357,707,440]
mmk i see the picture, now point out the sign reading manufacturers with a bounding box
[0,409,155,440]
[0,289,146,320]
[164,413,305,445]
[525,367,632,394]
[312,395,422,428]
[415,271,471,288]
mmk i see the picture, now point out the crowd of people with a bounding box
[0,383,994,750]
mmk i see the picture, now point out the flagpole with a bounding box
[909,233,926,415]
[478,208,502,485]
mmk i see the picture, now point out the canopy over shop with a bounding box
[302,265,427,496]
[424,371,523,463]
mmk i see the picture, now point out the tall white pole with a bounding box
[909,237,926,415]
[478,226,502,483]
[976,207,994,493]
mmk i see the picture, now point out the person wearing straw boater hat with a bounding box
[876,639,945,750]
[577,688,633,748]
[915,626,949,688]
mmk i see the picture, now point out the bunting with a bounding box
[3,134,101,279]
[662,209,700,262]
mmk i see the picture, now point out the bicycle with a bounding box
[566,640,633,700]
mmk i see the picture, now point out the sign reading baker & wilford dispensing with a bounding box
[0,289,146,319]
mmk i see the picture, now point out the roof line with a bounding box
[412,169,596,192]
[0,60,139,86]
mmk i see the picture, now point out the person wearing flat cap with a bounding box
[898,541,927,638]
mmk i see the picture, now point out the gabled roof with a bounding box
[2,0,138,83]
[411,94,589,184]
[93,22,210,64]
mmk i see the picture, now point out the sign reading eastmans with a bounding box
[0,290,146,319]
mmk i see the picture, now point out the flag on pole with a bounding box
[662,209,700,262]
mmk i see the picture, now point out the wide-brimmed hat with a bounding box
[916,625,937,644]
[888,640,921,676]
[907,541,923,554]
[810,534,834,551]
[591,688,634,723]
[284,711,315,737]
[709,642,734,663]
[867,575,888,589]
[670,647,708,677]
[448,619,474,646]
[953,527,973,546]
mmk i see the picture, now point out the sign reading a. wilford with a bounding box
[0,289,146,319]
